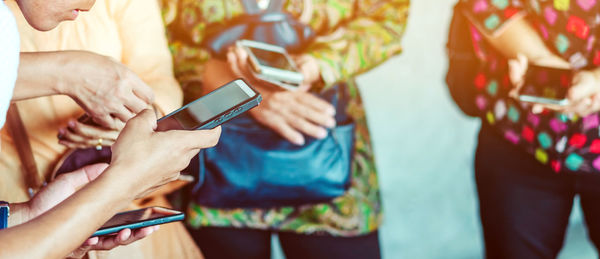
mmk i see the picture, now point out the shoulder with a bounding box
[0,1,20,76]
[0,1,19,128]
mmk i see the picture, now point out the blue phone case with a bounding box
[92,209,184,237]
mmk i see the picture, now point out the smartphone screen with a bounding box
[247,46,295,71]
[519,65,572,102]
[94,207,183,236]
[157,80,258,131]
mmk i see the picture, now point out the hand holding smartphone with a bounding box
[518,64,573,106]
[236,40,304,91]
[89,80,260,237]
[93,207,183,237]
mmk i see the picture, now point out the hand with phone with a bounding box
[219,47,336,145]
[8,163,157,259]
[227,44,321,91]
[509,54,600,116]
[92,207,183,237]
[109,109,221,199]
[0,110,221,259]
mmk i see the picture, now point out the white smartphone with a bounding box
[236,40,304,90]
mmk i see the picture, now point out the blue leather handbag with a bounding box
[192,85,355,208]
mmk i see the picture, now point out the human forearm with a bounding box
[0,165,135,259]
[12,52,69,101]
[6,203,29,228]
[460,3,570,69]
[482,17,570,68]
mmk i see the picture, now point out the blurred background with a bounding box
[272,0,598,258]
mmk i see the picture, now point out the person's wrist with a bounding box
[7,202,32,227]
[53,51,83,97]
[95,163,139,203]
[528,54,571,69]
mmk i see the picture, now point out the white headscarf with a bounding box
[0,0,20,129]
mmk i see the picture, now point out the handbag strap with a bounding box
[6,103,44,196]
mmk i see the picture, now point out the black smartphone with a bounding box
[92,207,184,237]
[518,64,573,106]
[157,79,262,131]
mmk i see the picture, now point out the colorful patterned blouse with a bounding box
[161,0,409,236]
[462,0,600,173]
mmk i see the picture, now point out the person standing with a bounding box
[0,0,221,257]
[454,0,600,257]
[162,0,409,258]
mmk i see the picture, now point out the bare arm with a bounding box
[0,165,135,259]
[0,110,221,259]
[468,7,600,115]
[472,15,570,68]
[14,51,155,129]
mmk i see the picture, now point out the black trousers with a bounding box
[188,227,381,259]
[476,125,600,259]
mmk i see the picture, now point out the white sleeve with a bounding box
[0,0,20,129]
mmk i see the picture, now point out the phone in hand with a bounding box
[156,79,262,131]
[518,64,573,106]
[236,40,303,91]
[92,207,184,237]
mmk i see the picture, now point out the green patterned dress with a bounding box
[161,0,409,236]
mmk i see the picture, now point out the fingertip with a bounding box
[213,125,222,135]
[85,237,99,246]
[119,229,132,242]
[237,47,249,63]
[226,51,237,64]
[147,92,156,104]
[517,53,528,64]
[146,226,156,235]
[58,128,66,137]
[316,128,328,139]
[292,136,305,146]
[327,118,336,128]
[327,107,336,116]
